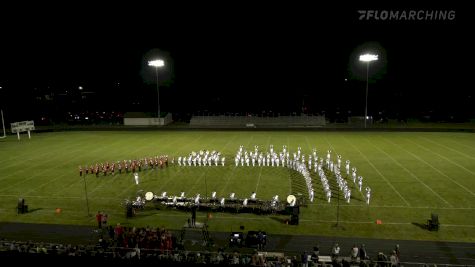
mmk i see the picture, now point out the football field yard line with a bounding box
[0,141,93,193]
[306,202,475,209]
[138,133,208,197]
[0,135,92,182]
[447,138,475,153]
[219,134,255,195]
[88,132,186,196]
[47,134,149,197]
[184,172,206,195]
[115,134,204,199]
[405,138,475,177]
[0,133,92,168]
[219,132,238,155]
[254,163,264,193]
[26,135,137,197]
[363,137,452,207]
[319,135,366,201]
[381,136,475,197]
[286,136,291,195]
[419,136,475,161]
[340,135,411,207]
[153,133,212,193]
[254,135,270,194]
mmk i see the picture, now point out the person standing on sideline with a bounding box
[301,251,309,267]
[101,212,108,228]
[191,205,197,226]
[395,244,401,263]
[96,211,102,229]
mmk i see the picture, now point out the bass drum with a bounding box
[145,191,154,201]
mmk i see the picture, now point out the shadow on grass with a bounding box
[269,216,290,225]
[412,222,428,230]
[331,223,346,231]
[27,208,43,213]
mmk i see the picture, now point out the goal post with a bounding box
[11,120,35,140]
[0,110,6,139]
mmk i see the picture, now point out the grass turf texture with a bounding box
[0,130,474,242]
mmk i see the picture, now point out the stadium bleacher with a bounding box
[189,115,326,128]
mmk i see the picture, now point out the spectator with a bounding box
[101,212,108,228]
[257,231,265,250]
[389,251,398,267]
[191,206,197,227]
[350,244,359,262]
[359,244,368,260]
[311,245,319,265]
[302,251,309,267]
[331,243,340,259]
[395,244,400,263]
[377,252,388,267]
[232,250,240,265]
[96,211,102,229]
[251,249,260,266]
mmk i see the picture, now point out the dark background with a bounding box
[0,3,472,123]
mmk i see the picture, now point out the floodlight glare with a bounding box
[359,54,378,62]
[148,59,165,67]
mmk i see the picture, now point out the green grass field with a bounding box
[1,130,475,242]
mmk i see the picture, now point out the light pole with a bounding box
[148,59,165,122]
[359,54,378,128]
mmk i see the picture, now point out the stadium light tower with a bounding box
[148,59,165,121]
[359,53,378,128]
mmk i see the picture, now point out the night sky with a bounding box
[0,3,472,122]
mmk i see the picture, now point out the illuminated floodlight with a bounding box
[148,59,165,67]
[359,54,378,62]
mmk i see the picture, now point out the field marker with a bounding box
[318,135,367,201]
[88,133,185,196]
[0,133,91,169]
[363,137,452,207]
[382,136,475,197]
[419,136,475,161]
[254,135,269,194]
[407,138,475,177]
[340,135,411,207]
[219,134,256,195]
